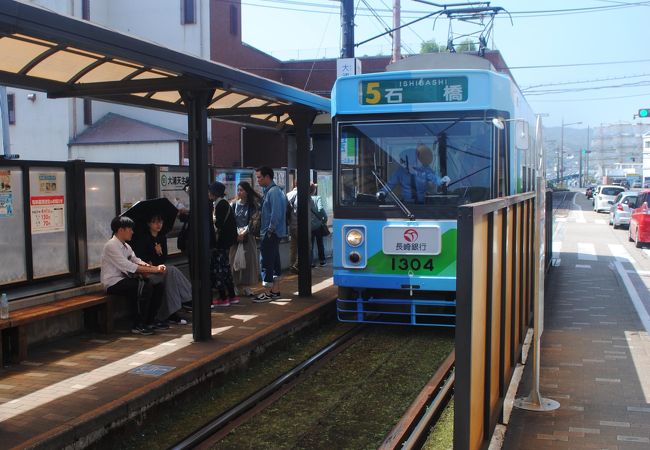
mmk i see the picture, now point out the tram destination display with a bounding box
[360,76,468,105]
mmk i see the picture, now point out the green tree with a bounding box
[420,39,441,54]
[456,38,477,52]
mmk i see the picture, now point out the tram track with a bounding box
[167,326,454,450]
[170,326,366,450]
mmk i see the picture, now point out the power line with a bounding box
[522,73,650,91]
[507,58,650,70]
[531,92,650,102]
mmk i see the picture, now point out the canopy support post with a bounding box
[291,108,317,297]
[183,89,214,342]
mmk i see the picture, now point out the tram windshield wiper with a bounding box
[371,170,415,221]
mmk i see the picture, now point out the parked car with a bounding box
[593,185,625,213]
[632,182,642,189]
[629,190,650,248]
[609,191,638,228]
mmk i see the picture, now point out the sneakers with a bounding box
[228,296,240,305]
[151,321,170,330]
[131,325,154,336]
[319,261,326,266]
[289,266,299,274]
[182,302,193,312]
[212,298,231,307]
[168,313,188,325]
[253,291,281,303]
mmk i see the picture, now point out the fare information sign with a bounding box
[360,76,468,105]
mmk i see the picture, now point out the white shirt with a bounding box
[100,236,145,289]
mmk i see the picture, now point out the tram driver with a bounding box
[376,144,450,204]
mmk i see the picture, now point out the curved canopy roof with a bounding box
[0,1,329,129]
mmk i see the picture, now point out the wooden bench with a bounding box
[0,293,114,365]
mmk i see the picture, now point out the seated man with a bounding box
[377,144,450,203]
[100,216,167,335]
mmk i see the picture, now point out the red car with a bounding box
[629,190,650,248]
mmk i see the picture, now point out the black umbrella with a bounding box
[121,197,179,236]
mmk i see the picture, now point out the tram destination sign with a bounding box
[360,76,468,105]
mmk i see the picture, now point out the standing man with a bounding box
[100,216,167,335]
[254,166,288,302]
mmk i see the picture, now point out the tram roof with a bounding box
[0,1,330,129]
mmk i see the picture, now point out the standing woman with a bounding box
[208,181,238,307]
[229,181,262,297]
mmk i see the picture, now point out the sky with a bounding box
[240,0,650,129]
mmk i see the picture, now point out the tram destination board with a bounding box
[360,76,468,105]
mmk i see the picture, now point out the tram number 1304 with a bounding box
[390,256,434,272]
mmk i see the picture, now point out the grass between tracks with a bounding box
[91,322,454,449]
[212,326,454,450]
[423,399,454,450]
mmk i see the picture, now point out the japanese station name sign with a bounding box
[360,76,468,105]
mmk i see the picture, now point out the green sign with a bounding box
[360,77,468,105]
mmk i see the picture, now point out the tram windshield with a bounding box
[338,118,494,208]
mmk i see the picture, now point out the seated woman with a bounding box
[132,214,191,325]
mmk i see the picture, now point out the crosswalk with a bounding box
[553,242,635,264]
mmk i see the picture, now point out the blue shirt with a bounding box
[382,166,444,203]
[260,182,288,238]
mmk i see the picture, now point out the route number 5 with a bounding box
[365,82,381,104]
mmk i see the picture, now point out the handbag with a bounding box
[177,220,189,252]
[320,222,331,236]
[311,207,330,236]
[232,242,246,271]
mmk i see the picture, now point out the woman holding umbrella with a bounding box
[125,198,191,325]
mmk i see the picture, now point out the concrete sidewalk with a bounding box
[502,192,650,449]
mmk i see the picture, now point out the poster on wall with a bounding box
[159,170,189,209]
[38,173,58,193]
[214,170,253,201]
[30,195,65,234]
[0,170,13,218]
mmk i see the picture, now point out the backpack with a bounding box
[286,196,294,228]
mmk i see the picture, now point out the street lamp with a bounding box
[560,119,582,187]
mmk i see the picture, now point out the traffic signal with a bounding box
[640,108,650,118]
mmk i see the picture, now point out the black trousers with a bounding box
[107,277,163,327]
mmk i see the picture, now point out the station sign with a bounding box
[360,76,468,105]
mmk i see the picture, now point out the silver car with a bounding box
[594,185,625,213]
[609,191,638,228]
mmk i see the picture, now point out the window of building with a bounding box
[230,5,238,36]
[645,141,650,148]
[181,0,196,24]
[83,98,92,125]
[82,0,90,20]
[7,93,15,124]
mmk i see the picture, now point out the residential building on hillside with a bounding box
[589,122,650,181]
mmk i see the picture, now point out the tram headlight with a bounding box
[346,229,364,247]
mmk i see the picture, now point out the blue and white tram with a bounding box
[331,54,541,326]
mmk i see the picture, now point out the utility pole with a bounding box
[392,0,401,63]
[340,0,355,58]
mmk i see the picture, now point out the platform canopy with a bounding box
[0,1,329,129]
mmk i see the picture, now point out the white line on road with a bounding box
[578,242,598,261]
[608,244,634,263]
[614,260,650,334]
